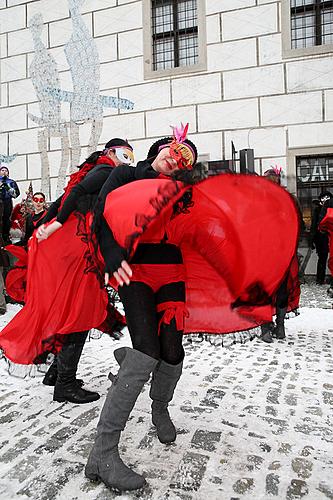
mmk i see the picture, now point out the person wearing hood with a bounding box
[309,191,333,284]
[0,165,20,244]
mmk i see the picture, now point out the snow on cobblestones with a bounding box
[0,283,332,499]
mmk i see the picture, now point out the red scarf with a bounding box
[60,155,116,207]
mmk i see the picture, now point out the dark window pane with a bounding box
[322,7,333,43]
[153,38,174,69]
[153,3,173,34]
[152,0,198,71]
[291,1,333,48]
[178,0,197,29]
[179,34,198,66]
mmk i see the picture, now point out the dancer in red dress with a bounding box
[85,125,299,492]
[0,138,133,404]
[5,192,48,304]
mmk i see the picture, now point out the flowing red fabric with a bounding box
[5,245,28,303]
[0,214,108,364]
[0,156,125,366]
[103,175,299,334]
[319,207,333,276]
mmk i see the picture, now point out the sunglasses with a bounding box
[33,197,45,203]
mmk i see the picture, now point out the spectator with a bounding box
[0,165,20,244]
[309,191,332,285]
[20,192,47,245]
[0,208,7,315]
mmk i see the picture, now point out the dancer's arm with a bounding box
[99,217,132,286]
[56,166,112,224]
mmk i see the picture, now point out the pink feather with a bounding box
[171,122,189,143]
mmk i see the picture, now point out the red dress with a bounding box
[0,214,108,364]
[103,174,300,335]
[0,157,122,366]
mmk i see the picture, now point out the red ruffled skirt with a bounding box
[0,213,108,365]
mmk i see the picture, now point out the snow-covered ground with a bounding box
[0,281,332,500]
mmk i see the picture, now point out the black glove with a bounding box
[99,217,129,275]
[104,244,128,275]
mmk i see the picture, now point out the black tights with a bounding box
[118,281,185,365]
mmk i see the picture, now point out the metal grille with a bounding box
[152,0,198,70]
[291,0,333,49]
[296,155,333,228]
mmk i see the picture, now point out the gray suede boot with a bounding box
[150,359,183,444]
[273,307,287,339]
[85,347,158,492]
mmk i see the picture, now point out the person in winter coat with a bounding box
[319,195,333,297]
[0,165,20,244]
[309,191,332,284]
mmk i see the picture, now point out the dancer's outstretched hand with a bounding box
[36,221,62,241]
[105,260,132,287]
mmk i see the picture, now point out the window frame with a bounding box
[288,146,333,231]
[143,0,207,80]
[282,0,333,58]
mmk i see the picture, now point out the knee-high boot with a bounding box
[85,347,158,492]
[53,332,99,404]
[150,358,183,444]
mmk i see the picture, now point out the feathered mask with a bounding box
[159,123,195,170]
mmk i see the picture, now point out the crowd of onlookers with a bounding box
[0,163,48,315]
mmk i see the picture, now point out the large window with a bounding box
[291,0,333,48]
[152,0,198,70]
[143,0,206,78]
[296,154,333,228]
[282,0,333,56]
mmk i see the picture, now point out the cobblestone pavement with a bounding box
[0,283,332,500]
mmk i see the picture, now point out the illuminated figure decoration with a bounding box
[63,0,134,171]
[64,0,103,170]
[28,13,70,200]
[0,154,17,166]
[28,1,134,199]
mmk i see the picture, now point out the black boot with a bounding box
[43,356,84,387]
[53,333,99,404]
[85,347,158,491]
[260,322,274,343]
[273,307,287,339]
[150,359,183,444]
[42,358,58,386]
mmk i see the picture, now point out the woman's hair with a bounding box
[33,191,45,199]
[105,138,133,150]
[78,139,133,169]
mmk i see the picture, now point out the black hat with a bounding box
[104,138,133,150]
[0,165,9,175]
[147,136,198,165]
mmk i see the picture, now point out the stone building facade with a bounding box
[0,0,333,232]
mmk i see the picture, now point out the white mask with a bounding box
[113,147,134,165]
